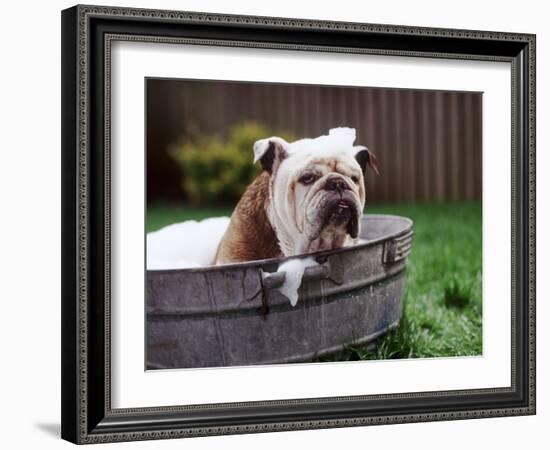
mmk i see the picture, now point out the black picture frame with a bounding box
[61,4,536,444]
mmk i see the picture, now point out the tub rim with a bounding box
[147,214,413,275]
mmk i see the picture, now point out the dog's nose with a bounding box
[325,177,349,192]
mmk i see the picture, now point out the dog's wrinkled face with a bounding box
[254,128,378,256]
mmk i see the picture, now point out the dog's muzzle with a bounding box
[320,177,360,238]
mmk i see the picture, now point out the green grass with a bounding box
[147,202,482,360]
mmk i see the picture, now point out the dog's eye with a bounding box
[299,173,317,185]
[351,176,360,184]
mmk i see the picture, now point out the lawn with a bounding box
[147,202,482,360]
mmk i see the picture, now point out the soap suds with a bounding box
[147,217,230,270]
[148,218,320,306]
[274,257,319,307]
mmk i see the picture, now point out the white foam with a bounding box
[146,217,230,270]
[288,127,358,156]
[148,218,322,306]
[272,257,319,307]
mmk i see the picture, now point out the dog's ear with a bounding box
[354,145,379,176]
[253,137,289,174]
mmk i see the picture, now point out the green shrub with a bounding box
[170,122,292,205]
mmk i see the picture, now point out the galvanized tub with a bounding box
[146,214,413,369]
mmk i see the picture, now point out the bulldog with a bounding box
[214,127,378,265]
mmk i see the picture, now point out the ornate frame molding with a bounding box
[61,4,536,444]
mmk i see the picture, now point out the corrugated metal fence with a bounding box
[147,79,482,203]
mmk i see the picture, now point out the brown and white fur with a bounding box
[214,128,378,265]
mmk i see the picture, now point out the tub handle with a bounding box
[383,230,414,264]
[262,257,343,290]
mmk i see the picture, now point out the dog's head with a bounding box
[253,127,378,256]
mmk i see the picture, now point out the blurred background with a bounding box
[147,78,482,209]
[146,78,483,360]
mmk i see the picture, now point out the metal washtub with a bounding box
[146,214,413,369]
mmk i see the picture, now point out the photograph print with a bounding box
[145,78,482,370]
